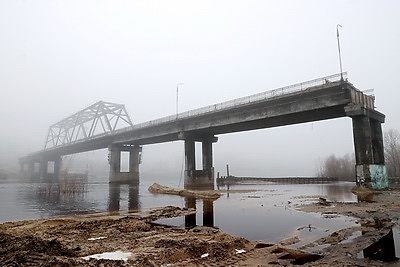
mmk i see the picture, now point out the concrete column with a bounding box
[352,116,388,189]
[184,136,216,189]
[371,119,385,164]
[53,156,61,181]
[129,145,141,175]
[184,139,196,172]
[30,161,41,181]
[352,116,373,165]
[39,158,48,182]
[202,139,213,171]
[109,145,121,179]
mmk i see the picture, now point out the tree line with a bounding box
[317,129,400,180]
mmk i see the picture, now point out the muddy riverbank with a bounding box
[1,186,399,266]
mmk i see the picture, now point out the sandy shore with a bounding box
[1,186,399,266]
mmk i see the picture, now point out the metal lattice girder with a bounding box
[44,101,133,149]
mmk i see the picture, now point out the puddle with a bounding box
[155,183,359,250]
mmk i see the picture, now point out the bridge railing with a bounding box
[127,72,347,130]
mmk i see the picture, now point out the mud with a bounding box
[1,187,400,266]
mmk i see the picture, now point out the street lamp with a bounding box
[176,83,184,119]
[336,24,343,80]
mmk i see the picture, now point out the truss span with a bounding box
[44,101,133,149]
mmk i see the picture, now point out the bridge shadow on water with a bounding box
[107,182,215,228]
[108,182,140,214]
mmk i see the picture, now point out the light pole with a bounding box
[336,24,343,80]
[176,83,184,119]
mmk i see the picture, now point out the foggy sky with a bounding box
[1,1,399,178]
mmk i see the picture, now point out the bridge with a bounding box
[19,73,388,189]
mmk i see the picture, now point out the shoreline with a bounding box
[1,187,399,266]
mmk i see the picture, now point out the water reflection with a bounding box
[4,180,379,250]
[21,180,92,218]
[203,199,214,227]
[108,182,140,215]
[184,197,214,227]
[184,197,196,227]
[322,183,356,202]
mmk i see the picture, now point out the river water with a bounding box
[1,174,399,257]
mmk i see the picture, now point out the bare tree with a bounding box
[384,129,400,177]
[317,154,355,181]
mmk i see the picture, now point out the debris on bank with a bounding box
[148,183,221,199]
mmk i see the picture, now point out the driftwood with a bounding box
[148,183,221,199]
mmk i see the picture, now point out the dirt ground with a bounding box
[1,186,400,266]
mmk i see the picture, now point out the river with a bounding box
[0,174,361,246]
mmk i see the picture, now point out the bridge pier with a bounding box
[351,114,388,189]
[20,156,61,182]
[108,144,142,183]
[184,135,217,189]
[40,156,61,183]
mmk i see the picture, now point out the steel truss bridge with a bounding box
[44,101,133,149]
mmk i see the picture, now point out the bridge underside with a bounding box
[20,77,388,189]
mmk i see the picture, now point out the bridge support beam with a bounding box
[351,115,388,189]
[108,144,142,183]
[184,135,217,190]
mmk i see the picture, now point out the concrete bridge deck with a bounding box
[21,75,381,158]
[19,73,388,189]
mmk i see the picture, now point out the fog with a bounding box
[1,1,399,179]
